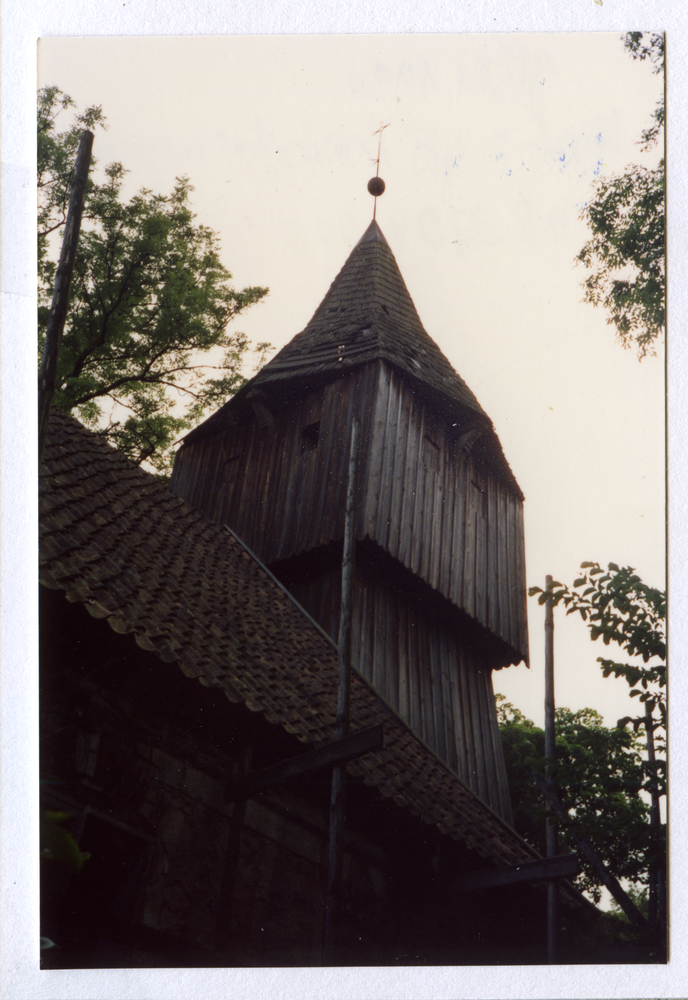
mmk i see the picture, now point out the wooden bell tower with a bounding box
[171,218,529,824]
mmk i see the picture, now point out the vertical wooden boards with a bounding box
[462,462,478,621]
[456,643,478,795]
[426,614,447,767]
[473,471,487,628]
[438,628,459,775]
[514,504,530,663]
[360,366,527,665]
[393,388,414,569]
[496,485,511,653]
[448,447,467,611]
[438,426,455,602]
[283,554,512,820]
[170,359,529,665]
[505,494,521,665]
[173,375,363,565]
[427,423,444,595]
[486,476,500,641]
[361,366,386,540]
[475,661,514,825]
[382,372,406,558]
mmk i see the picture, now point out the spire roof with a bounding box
[243,218,489,420]
[186,219,522,496]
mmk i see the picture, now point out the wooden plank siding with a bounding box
[285,560,514,823]
[170,359,528,664]
[360,364,528,664]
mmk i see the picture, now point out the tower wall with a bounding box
[171,360,528,665]
[362,364,528,663]
[170,363,378,562]
[277,550,513,822]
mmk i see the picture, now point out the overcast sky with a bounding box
[39,33,665,728]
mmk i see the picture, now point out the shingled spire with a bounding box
[197,219,489,422]
[248,219,488,416]
[186,218,521,497]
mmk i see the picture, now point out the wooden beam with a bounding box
[455,854,581,893]
[224,723,383,802]
[544,573,558,963]
[38,129,94,459]
[531,769,649,934]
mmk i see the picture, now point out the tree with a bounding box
[530,563,666,771]
[575,32,665,359]
[496,697,652,903]
[529,562,666,926]
[38,87,270,475]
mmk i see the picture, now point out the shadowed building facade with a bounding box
[43,408,600,967]
[171,219,529,823]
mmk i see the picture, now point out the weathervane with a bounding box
[367,122,390,220]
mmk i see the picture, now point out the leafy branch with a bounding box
[38,87,271,475]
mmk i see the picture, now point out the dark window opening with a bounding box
[300,422,320,453]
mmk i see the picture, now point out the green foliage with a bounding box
[608,884,649,930]
[624,32,665,152]
[529,562,666,756]
[495,697,547,845]
[38,87,270,475]
[496,696,656,903]
[40,810,90,873]
[575,32,665,359]
[38,85,107,278]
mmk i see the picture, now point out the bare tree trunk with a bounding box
[38,130,94,459]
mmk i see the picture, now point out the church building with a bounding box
[40,196,606,968]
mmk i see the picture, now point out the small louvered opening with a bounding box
[300,422,320,453]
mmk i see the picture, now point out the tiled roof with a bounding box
[40,409,542,870]
[185,222,522,497]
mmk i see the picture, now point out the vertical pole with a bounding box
[644,701,662,934]
[544,574,558,964]
[323,415,360,962]
[38,129,94,459]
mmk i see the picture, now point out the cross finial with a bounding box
[372,122,390,176]
[368,122,390,220]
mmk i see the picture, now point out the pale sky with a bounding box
[38,34,665,729]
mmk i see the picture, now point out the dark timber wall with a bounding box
[171,359,528,822]
[276,551,513,820]
[171,360,528,666]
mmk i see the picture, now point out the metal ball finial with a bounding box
[368,176,386,197]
